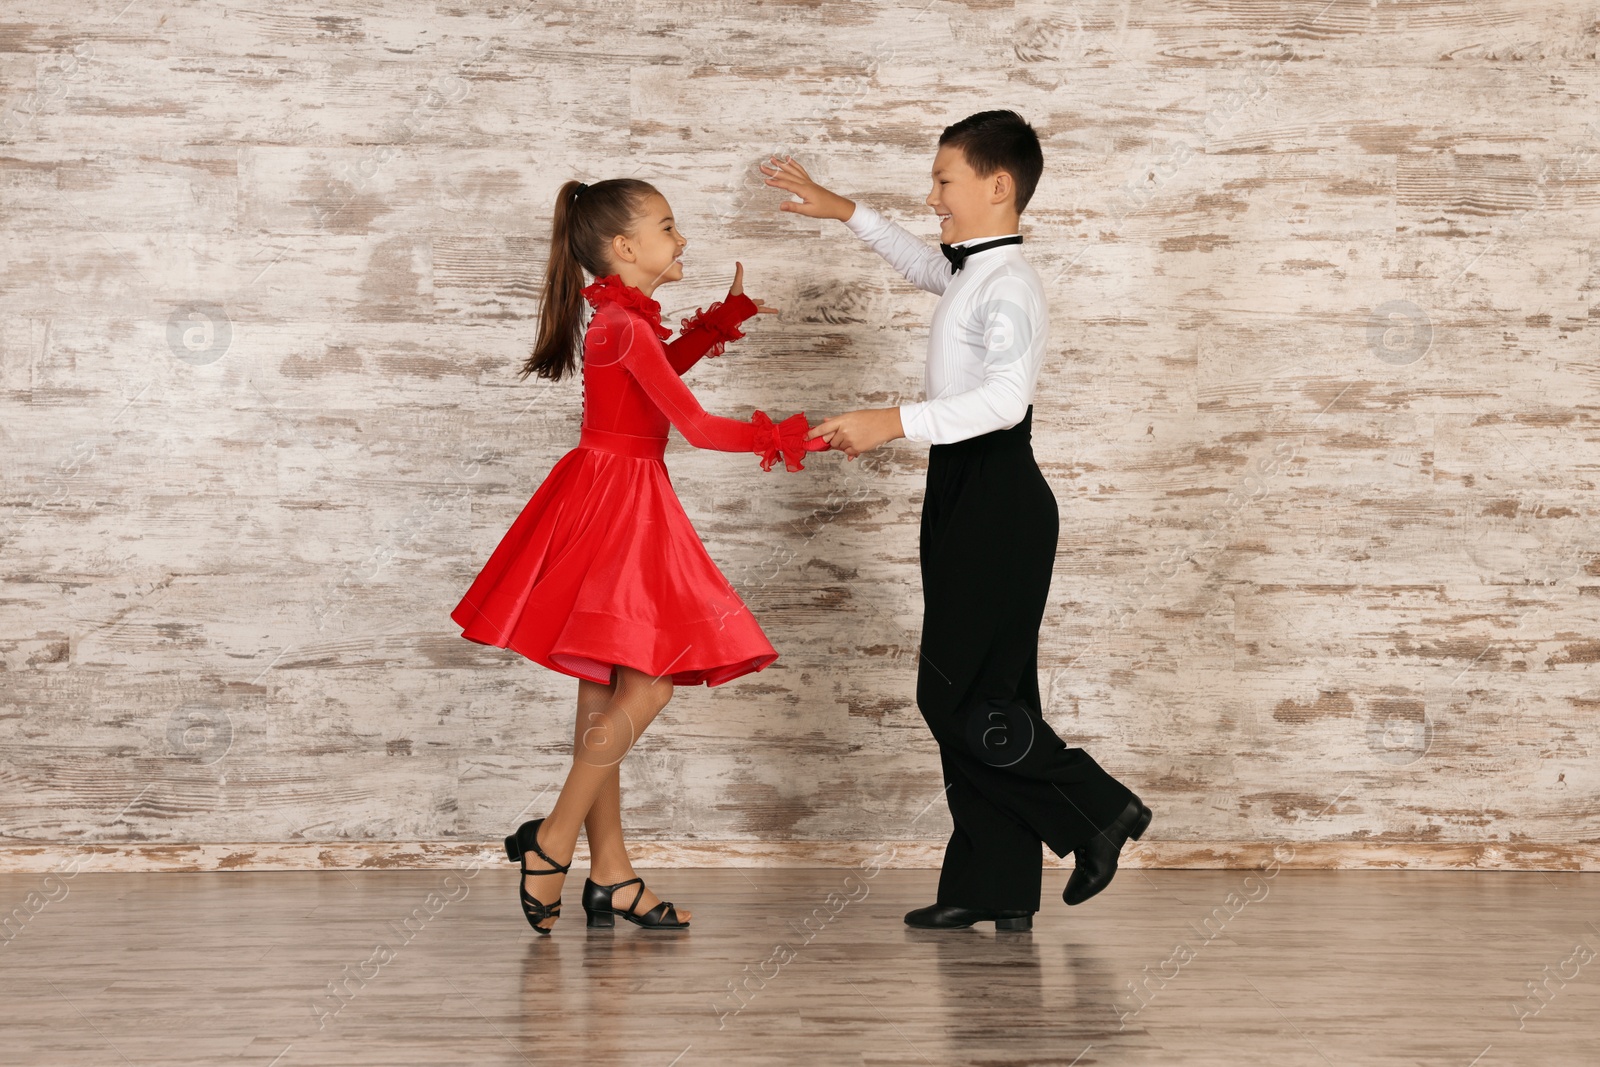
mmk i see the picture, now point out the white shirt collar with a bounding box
[950,231,1021,248]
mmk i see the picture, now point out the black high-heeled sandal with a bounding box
[503,817,570,935]
[582,876,690,929]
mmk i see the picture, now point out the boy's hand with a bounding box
[759,156,855,222]
[728,260,778,316]
[807,407,904,460]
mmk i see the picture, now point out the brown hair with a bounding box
[939,110,1044,215]
[521,177,659,381]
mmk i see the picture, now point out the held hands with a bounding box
[807,408,905,460]
[758,156,855,222]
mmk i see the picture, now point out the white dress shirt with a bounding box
[841,201,1049,445]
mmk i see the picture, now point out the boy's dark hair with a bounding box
[939,110,1043,214]
[523,177,659,381]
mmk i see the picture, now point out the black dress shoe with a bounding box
[1063,798,1153,906]
[904,903,1033,931]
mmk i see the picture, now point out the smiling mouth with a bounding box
[937,213,952,224]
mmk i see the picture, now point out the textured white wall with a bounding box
[2,1,1597,869]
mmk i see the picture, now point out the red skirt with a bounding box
[451,426,778,687]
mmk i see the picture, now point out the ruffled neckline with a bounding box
[580,274,672,339]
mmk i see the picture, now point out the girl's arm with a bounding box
[663,292,759,375]
[607,307,819,469]
[839,201,952,296]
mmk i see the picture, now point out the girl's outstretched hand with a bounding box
[759,156,855,222]
[728,261,779,317]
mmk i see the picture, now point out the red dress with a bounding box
[451,274,820,687]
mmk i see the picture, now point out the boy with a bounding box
[761,110,1151,930]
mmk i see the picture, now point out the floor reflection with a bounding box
[918,925,1130,1060]
[516,906,700,1062]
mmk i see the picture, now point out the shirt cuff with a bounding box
[898,401,930,443]
[842,201,881,238]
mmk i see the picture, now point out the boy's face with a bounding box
[925,143,1014,244]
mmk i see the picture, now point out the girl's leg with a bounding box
[519,665,676,929]
[570,672,644,888]
[579,736,689,923]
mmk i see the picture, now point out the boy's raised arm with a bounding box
[838,200,952,296]
[760,155,951,296]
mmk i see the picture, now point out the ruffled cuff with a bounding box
[751,410,817,472]
[679,293,758,358]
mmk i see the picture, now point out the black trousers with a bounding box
[917,406,1137,912]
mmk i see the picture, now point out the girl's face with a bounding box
[612,192,687,296]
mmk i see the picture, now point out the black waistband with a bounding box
[928,405,1034,458]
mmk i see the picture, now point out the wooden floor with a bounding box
[2,868,1596,1065]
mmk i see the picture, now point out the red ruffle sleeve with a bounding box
[665,293,758,374]
[752,410,830,472]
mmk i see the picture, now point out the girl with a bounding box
[451,177,827,933]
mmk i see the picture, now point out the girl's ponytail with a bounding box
[522,177,657,382]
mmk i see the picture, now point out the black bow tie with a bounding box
[940,234,1023,272]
